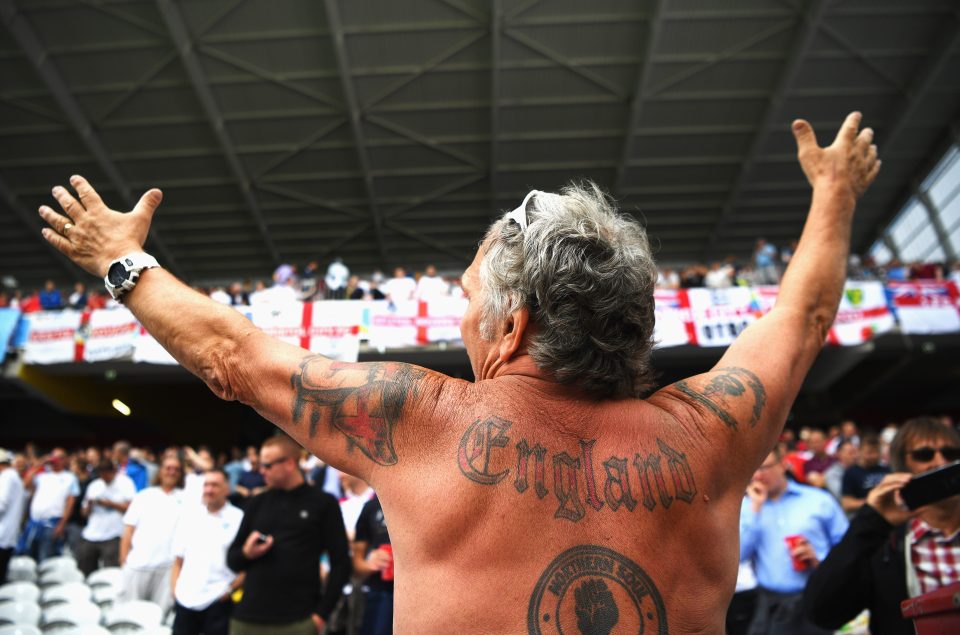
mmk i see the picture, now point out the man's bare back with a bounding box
[38,112,879,633]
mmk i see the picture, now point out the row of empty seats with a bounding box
[1,556,169,634]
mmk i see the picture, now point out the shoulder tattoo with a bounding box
[674,366,766,430]
[291,357,426,466]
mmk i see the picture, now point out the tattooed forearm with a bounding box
[674,366,766,430]
[291,357,426,466]
[457,418,697,522]
[528,545,667,634]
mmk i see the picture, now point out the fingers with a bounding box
[51,185,84,220]
[791,119,817,152]
[41,227,73,257]
[38,205,73,236]
[133,188,163,220]
[69,175,104,211]
[834,111,862,146]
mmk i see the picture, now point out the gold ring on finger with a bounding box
[63,222,74,236]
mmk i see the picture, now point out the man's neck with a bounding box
[206,501,226,514]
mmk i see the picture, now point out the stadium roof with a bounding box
[2,0,959,287]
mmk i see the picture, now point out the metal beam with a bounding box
[383,219,474,264]
[0,0,183,277]
[916,186,958,262]
[614,0,665,194]
[489,0,501,214]
[323,0,389,268]
[505,27,626,98]
[702,0,830,256]
[155,0,281,265]
[855,21,960,251]
[0,175,79,279]
[859,17,960,254]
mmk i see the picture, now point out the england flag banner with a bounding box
[826,281,895,345]
[368,299,465,350]
[886,281,960,334]
[82,307,139,362]
[22,310,83,364]
[686,287,764,347]
[248,301,361,362]
[652,289,693,348]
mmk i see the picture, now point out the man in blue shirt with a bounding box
[740,448,849,634]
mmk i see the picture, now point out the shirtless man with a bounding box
[38,112,879,634]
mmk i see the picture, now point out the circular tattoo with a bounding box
[527,545,667,635]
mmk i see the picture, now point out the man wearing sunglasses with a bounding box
[804,417,960,635]
[38,112,879,633]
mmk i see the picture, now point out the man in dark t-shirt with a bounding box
[352,497,393,635]
[841,435,889,514]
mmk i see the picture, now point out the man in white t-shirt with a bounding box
[382,267,416,302]
[77,460,136,575]
[120,454,185,612]
[0,449,25,584]
[415,264,449,301]
[338,473,375,542]
[22,448,79,562]
[171,469,243,635]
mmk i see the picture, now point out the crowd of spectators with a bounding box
[730,415,960,635]
[0,437,394,634]
[4,246,959,314]
[656,239,960,291]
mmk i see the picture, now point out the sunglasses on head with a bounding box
[909,446,960,462]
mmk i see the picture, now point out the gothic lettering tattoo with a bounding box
[674,366,766,430]
[528,545,667,634]
[456,420,697,522]
[291,357,425,466]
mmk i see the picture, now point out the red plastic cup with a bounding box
[380,544,394,581]
[785,534,808,571]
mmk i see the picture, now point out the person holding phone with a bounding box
[803,417,960,635]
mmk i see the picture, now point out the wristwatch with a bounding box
[104,252,160,301]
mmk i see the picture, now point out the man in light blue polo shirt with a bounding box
[740,447,848,635]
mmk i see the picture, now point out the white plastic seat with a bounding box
[37,569,83,589]
[35,558,75,576]
[39,583,91,608]
[1,571,35,585]
[0,584,39,605]
[0,624,42,635]
[7,559,35,575]
[90,586,118,608]
[49,628,111,635]
[0,602,40,626]
[40,601,102,629]
[103,601,162,631]
[84,569,121,590]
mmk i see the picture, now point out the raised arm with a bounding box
[38,177,449,483]
[657,112,880,481]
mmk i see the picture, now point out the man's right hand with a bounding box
[242,532,274,560]
[866,472,915,526]
[39,175,161,277]
[792,111,881,200]
[747,481,767,513]
[366,547,393,573]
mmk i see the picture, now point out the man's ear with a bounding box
[498,305,530,362]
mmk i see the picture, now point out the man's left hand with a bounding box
[39,175,162,277]
[311,613,325,634]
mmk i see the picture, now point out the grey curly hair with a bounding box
[478,181,658,399]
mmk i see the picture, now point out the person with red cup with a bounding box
[739,447,848,634]
[353,496,393,635]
